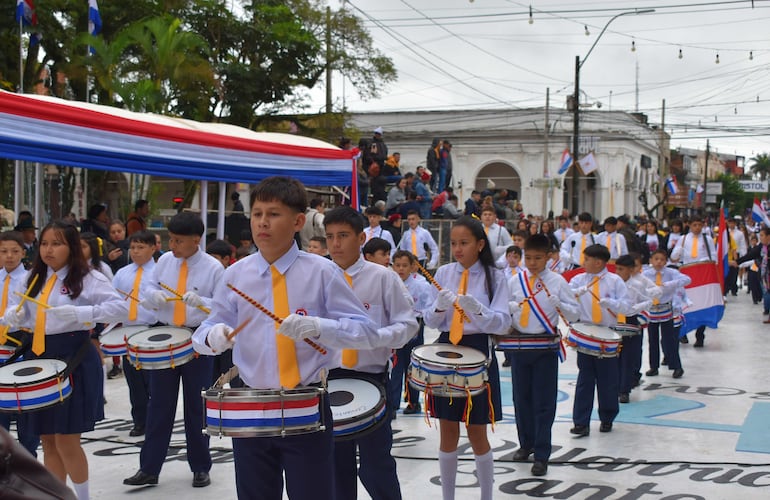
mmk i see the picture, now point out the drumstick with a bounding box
[414,261,471,323]
[15,274,39,312]
[13,292,52,310]
[226,283,327,355]
[0,328,21,346]
[536,277,572,326]
[582,283,618,318]
[226,317,252,341]
[517,287,545,307]
[158,282,211,314]
[116,288,141,303]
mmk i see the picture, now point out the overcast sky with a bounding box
[312,0,770,164]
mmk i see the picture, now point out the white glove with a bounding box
[633,300,653,315]
[182,291,204,308]
[646,286,663,299]
[278,314,321,341]
[599,298,614,309]
[2,306,26,327]
[46,305,79,324]
[508,301,521,315]
[547,294,561,309]
[574,286,589,297]
[435,289,457,311]
[140,290,168,310]
[206,323,234,353]
[457,294,483,315]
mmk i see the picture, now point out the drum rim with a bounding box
[327,376,386,426]
[410,344,488,367]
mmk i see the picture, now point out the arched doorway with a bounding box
[474,161,521,202]
[563,171,601,217]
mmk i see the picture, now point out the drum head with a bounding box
[412,344,487,366]
[0,359,67,384]
[101,325,148,344]
[129,326,191,347]
[328,378,384,422]
[571,322,621,342]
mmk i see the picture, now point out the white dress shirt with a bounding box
[641,266,692,305]
[363,225,396,255]
[554,227,574,245]
[560,232,596,267]
[397,226,439,268]
[508,269,579,333]
[112,260,158,326]
[0,265,29,307]
[193,245,378,389]
[484,223,514,261]
[423,261,511,335]
[596,231,628,260]
[670,232,716,264]
[149,249,223,328]
[403,273,437,317]
[569,268,633,327]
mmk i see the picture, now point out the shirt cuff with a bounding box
[75,306,94,325]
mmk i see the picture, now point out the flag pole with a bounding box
[15,14,24,220]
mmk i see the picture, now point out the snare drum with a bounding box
[202,386,325,438]
[566,322,621,358]
[644,302,674,323]
[611,323,642,337]
[127,326,195,370]
[328,377,387,441]
[100,325,148,357]
[496,332,561,351]
[408,344,488,397]
[0,345,16,364]
[0,359,72,412]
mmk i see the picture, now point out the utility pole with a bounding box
[571,56,580,216]
[542,87,550,217]
[659,98,666,220]
[703,139,710,214]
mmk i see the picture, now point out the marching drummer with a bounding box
[193,177,378,500]
[0,230,39,456]
[507,234,579,476]
[560,212,596,270]
[613,254,654,404]
[110,230,158,437]
[324,206,417,500]
[423,216,510,500]
[641,249,691,380]
[2,221,128,500]
[596,216,628,262]
[569,244,633,436]
[123,212,223,489]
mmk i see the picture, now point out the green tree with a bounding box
[749,153,770,181]
[715,174,752,214]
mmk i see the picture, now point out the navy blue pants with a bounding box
[619,333,643,394]
[233,395,335,500]
[510,349,558,462]
[573,352,619,427]
[139,354,213,476]
[387,319,424,413]
[333,370,401,500]
[122,355,150,428]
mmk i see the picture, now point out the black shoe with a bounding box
[680,336,689,344]
[599,422,613,433]
[619,393,630,403]
[693,341,704,348]
[661,357,668,365]
[192,472,210,488]
[502,358,511,367]
[645,368,658,376]
[129,426,145,437]
[123,470,158,486]
[107,366,122,379]
[531,461,548,476]
[513,448,533,462]
[403,403,421,415]
[570,425,589,437]
[673,368,684,379]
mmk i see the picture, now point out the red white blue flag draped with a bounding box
[15,0,37,26]
[0,91,356,186]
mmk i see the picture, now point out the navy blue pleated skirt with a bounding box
[26,331,104,435]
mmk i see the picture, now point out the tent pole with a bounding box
[34,162,42,225]
[217,182,225,240]
[200,180,208,251]
[13,161,22,224]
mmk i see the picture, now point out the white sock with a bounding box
[438,450,458,500]
[72,479,89,500]
[102,364,108,398]
[474,450,494,500]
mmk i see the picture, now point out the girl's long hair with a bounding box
[28,221,89,299]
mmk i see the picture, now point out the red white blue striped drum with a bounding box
[127,326,195,370]
[566,322,621,358]
[0,359,71,412]
[611,323,642,337]
[0,345,16,364]
[202,386,325,437]
[100,325,148,357]
[644,302,674,323]
[328,377,387,441]
[408,344,488,397]
[496,333,561,351]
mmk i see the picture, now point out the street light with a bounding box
[569,8,654,216]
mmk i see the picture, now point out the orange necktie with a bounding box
[691,235,698,259]
[341,272,358,368]
[591,278,602,324]
[580,235,587,265]
[561,231,565,242]
[411,231,417,256]
[172,260,188,326]
[32,273,57,355]
[519,274,536,328]
[272,265,300,388]
[606,235,612,251]
[128,266,143,321]
[449,269,469,345]
[653,272,662,306]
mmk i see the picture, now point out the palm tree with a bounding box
[749,153,770,181]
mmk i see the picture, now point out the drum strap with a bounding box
[61,338,93,381]
[518,273,556,336]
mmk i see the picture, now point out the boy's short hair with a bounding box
[323,206,365,234]
[557,215,568,222]
[362,237,391,256]
[364,206,383,217]
[650,248,668,259]
[481,205,496,215]
[135,199,149,211]
[512,230,529,241]
[524,233,550,253]
[167,212,204,236]
[628,251,642,264]
[406,210,420,218]
[250,176,308,214]
[309,236,327,248]
[206,239,234,258]
[584,243,611,262]
[392,250,416,264]
[690,215,704,223]
[604,216,618,226]
[506,245,522,258]
[615,254,635,267]
[309,197,324,209]
[577,212,593,223]
[128,230,156,246]
[0,231,26,249]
